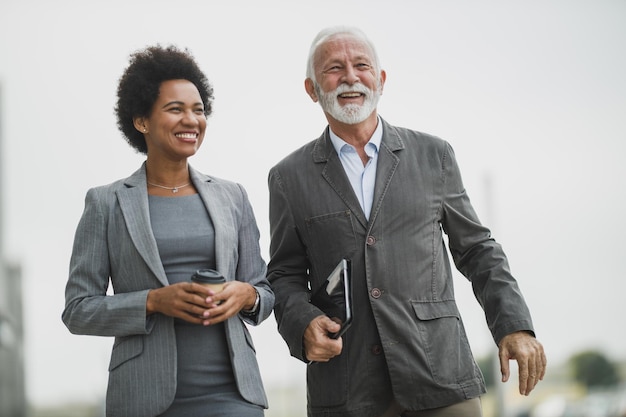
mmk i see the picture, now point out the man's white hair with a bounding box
[306,26,381,83]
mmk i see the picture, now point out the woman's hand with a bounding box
[147,281,257,326]
[200,281,257,325]
[146,282,214,325]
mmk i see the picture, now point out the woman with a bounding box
[62,45,273,417]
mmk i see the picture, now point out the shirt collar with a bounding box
[329,116,383,155]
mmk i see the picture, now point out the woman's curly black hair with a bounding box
[115,45,214,154]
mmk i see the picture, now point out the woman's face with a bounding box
[137,79,207,161]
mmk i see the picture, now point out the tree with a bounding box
[568,350,621,389]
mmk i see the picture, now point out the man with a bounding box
[267,26,546,417]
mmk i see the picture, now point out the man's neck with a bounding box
[327,112,379,150]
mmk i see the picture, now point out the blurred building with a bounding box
[0,83,27,416]
[0,263,25,416]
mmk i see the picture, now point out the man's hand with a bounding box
[498,331,547,396]
[303,315,343,362]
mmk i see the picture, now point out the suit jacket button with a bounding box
[366,236,376,246]
[371,344,383,355]
[370,288,382,298]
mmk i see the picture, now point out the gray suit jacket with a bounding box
[63,163,273,417]
[267,118,534,416]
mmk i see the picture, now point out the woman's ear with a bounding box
[133,117,148,134]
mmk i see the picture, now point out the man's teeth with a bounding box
[339,92,362,98]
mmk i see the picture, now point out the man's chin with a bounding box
[330,108,375,125]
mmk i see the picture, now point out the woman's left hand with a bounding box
[200,281,257,325]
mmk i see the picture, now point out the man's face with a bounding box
[311,35,384,125]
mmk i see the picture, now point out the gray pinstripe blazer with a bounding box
[62,163,273,417]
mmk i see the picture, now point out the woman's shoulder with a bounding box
[83,166,145,200]
[190,167,241,190]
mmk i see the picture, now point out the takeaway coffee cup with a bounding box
[191,269,226,293]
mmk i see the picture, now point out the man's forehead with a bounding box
[316,34,373,60]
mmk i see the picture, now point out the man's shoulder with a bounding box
[384,122,447,148]
[380,121,455,165]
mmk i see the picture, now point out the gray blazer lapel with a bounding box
[116,165,169,286]
[314,130,369,228]
[369,119,404,228]
[190,167,236,280]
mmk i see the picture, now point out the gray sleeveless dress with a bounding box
[149,194,263,417]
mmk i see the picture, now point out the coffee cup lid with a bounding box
[191,269,225,284]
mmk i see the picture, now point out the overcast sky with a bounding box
[1,0,625,413]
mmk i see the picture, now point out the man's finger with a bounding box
[519,360,535,396]
[499,352,511,383]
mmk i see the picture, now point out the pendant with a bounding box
[172,187,179,193]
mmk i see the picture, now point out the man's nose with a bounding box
[342,66,360,84]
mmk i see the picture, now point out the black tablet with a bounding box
[310,259,353,339]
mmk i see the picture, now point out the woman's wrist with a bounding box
[146,289,156,315]
[242,286,260,315]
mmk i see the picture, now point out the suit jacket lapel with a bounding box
[117,164,169,287]
[369,119,404,228]
[315,119,404,230]
[314,129,369,229]
[191,167,235,280]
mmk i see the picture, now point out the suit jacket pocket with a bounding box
[306,353,348,407]
[305,210,357,276]
[108,335,144,371]
[411,300,479,386]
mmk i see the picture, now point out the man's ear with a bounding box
[378,70,387,94]
[305,78,319,103]
[133,117,148,134]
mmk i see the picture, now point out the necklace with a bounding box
[147,181,191,193]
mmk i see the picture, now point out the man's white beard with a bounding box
[316,82,381,125]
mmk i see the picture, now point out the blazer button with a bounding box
[366,236,376,246]
[371,344,383,355]
[370,288,382,298]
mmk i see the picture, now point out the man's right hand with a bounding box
[303,315,343,362]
